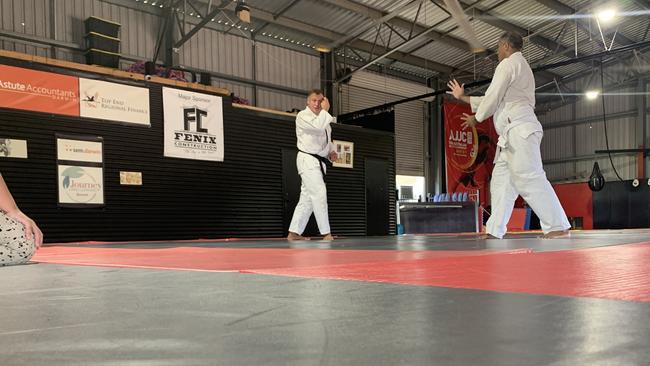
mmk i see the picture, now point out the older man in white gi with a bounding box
[447,32,570,239]
[287,89,338,241]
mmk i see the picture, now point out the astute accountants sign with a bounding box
[0,64,79,116]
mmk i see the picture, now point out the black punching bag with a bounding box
[588,161,605,192]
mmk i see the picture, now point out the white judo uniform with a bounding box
[470,51,571,238]
[288,107,335,235]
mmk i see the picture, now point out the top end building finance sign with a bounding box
[79,78,150,126]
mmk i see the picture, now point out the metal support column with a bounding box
[636,78,648,178]
[427,77,444,194]
[49,0,57,59]
[251,36,257,106]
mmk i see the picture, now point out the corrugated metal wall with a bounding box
[255,42,320,91]
[176,28,321,112]
[256,88,306,112]
[0,57,395,242]
[1,0,49,56]
[178,27,253,80]
[254,42,320,112]
[339,71,427,177]
[212,79,255,103]
[1,0,320,113]
[0,0,161,62]
[539,69,644,182]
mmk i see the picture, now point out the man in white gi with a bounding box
[287,89,338,240]
[447,32,570,239]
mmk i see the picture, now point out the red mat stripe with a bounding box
[246,242,650,302]
[33,247,525,271]
[32,243,650,302]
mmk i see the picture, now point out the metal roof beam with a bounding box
[173,0,230,48]
[217,2,462,75]
[323,0,473,52]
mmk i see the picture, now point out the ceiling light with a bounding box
[315,45,331,53]
[596,8,616,23]
[585,90,600,100]
[235,1,251,23]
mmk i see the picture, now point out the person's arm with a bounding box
[473,60,513,123]
[326,124,338,161]
[0,175,43,247]
[469,96,484,112]
[0,175,19,214]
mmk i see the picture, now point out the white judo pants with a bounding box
[289,152,331,235]
[486,127,571,238]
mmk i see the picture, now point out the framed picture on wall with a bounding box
[0,138,28,158]
[332,140,354,169]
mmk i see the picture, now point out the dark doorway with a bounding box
[365,158,390,235]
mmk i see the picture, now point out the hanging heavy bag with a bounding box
[588,161,605,192]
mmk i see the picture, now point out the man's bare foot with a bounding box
[541,230,570,239]
[477,233,500,239]
[287,232,309,240]
[322,233,334,240]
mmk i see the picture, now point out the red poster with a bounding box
[0,64,79,116]
[443,100,498,207]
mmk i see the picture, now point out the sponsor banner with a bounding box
[120,171,142,186]
[332,140,354,169]
[162,87,224,162]
[58,165,104,205]
[0,138,28,158]
[79,78,150,126]
[0,64,79,116]
[443,101,498,207]
[57,138,103,163]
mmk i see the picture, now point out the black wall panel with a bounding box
[593,180,650,229]
[0,58,395,242]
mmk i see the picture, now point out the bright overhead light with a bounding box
[235,1,251,24]
[585,90,600,100]
[315,45,331,53]
[596,8,616,22]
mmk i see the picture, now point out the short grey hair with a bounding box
[498,32,523,50]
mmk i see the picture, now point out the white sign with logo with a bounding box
[162,87,224,162]
[58,165,104,205]
[79,78,150,126]
[0,138,28,158]
[57,138,103,163]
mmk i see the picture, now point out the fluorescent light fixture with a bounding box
[315,45,331,53]
[236,1,251,23]
[596,8,616,22]
[585,90,600,100]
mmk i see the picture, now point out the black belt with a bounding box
[299,150,332,177]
